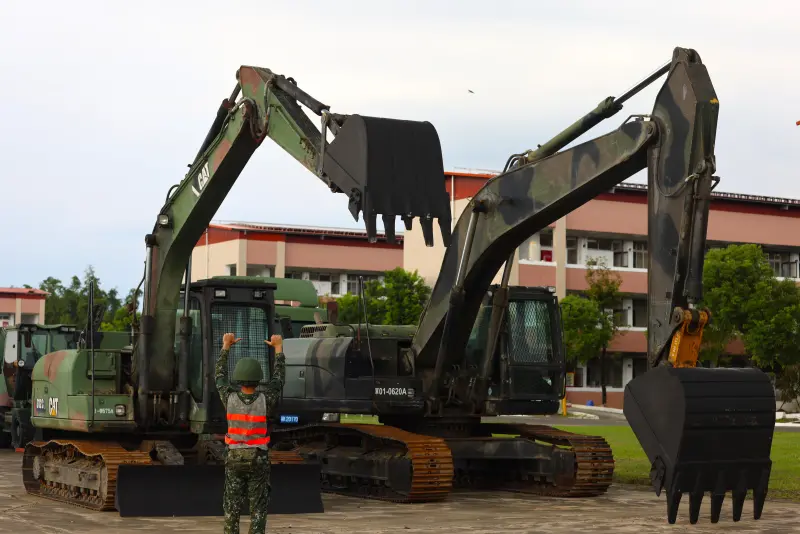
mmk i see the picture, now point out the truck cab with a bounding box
[1,324,78,448]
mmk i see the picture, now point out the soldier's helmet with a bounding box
[232,358,263,385]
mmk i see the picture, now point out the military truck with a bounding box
[1,324,79,448]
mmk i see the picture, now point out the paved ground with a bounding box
[2,450,800,533]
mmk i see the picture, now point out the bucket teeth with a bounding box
[439,216,452,248]
[664,468,771,524]
[754,468,770,520]
[754,488,767,520]
[365,213,378,243]
[666,488,682,525]
[710,493,724,523]
[420,217,434,247]
[382,214,396,243]
[731,490,746,522]
[688,491,703,524]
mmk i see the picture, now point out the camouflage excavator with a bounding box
[19,67,452,515]
[261,47,771,525]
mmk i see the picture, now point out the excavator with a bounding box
[19,65,451,515]
[261,46,775,525]
[20,47,775,525]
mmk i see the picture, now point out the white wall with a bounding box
[403,197,520,288]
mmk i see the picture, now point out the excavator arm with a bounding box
[136,66,452,409]
[411,47,775,524]
[412,47,715,381]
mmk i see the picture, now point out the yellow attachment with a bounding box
[668,309,709,368]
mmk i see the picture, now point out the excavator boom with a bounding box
[139,66,452,399]
[410,48,775,524]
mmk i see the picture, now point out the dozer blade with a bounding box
[114,463,323,517]
[322,114,452,247]
[624,365,776,525]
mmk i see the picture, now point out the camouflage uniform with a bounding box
[216,346,285,534]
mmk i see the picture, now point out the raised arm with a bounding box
[215,333,240,406]
[263,334,286,408]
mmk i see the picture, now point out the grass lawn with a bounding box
[338,415,800,501]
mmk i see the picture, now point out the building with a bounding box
[190,222,402,297]
[0,288,48,327]
[193,170,800,409]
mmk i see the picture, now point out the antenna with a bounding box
[88,280,95,429]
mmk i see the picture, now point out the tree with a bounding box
[336,290,385,325]
[37,267,137,331]
[335,268,431,326]
[560,295,614,364]
[378,268,431,325]
[776,364,800,411]
[701,244,800,368]
[584,257,622,406]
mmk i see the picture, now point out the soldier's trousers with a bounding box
[223,450,271,534]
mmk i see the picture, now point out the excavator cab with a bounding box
[465,285,565,415]
[111,278,323,517]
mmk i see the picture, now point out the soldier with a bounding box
[215,332,286,534]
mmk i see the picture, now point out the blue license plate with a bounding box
[279,414,299,424]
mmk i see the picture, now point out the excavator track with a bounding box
[273,423,454,503]
[493,423,615,497]
[269,449,305,465]
[22,440,153,511]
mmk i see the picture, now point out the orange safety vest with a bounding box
[224,393,270,449]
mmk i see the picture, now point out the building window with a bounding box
[633,241,647,268]
[585,356,623,388]
[308,271,341,295]
[632,299,647,328]
[765,251,796,278]
[784,261,799,279]
[765,252,786,277]
[612,240,628,268]
[612,307,628,327]
[569,367,584,388]
[567,237,578,264]
[226,264,237,276]
[246,264,271,277]
[539,231,553,248]
[632,356,648,379]
[346,274,379,295]
[285,271,303,279]
[586,238,613,250]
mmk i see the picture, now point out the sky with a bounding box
[1,0,798,294]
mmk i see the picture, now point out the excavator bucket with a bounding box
[114,462,324,517]
[322,114,452,247]
[624,366,776,525]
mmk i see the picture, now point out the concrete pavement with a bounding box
[1,449,799,533]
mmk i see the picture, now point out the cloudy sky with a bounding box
[1,0,797,294]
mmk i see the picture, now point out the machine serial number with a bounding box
[374,387,409,396]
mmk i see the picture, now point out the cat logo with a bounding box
[48,398,59,417]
